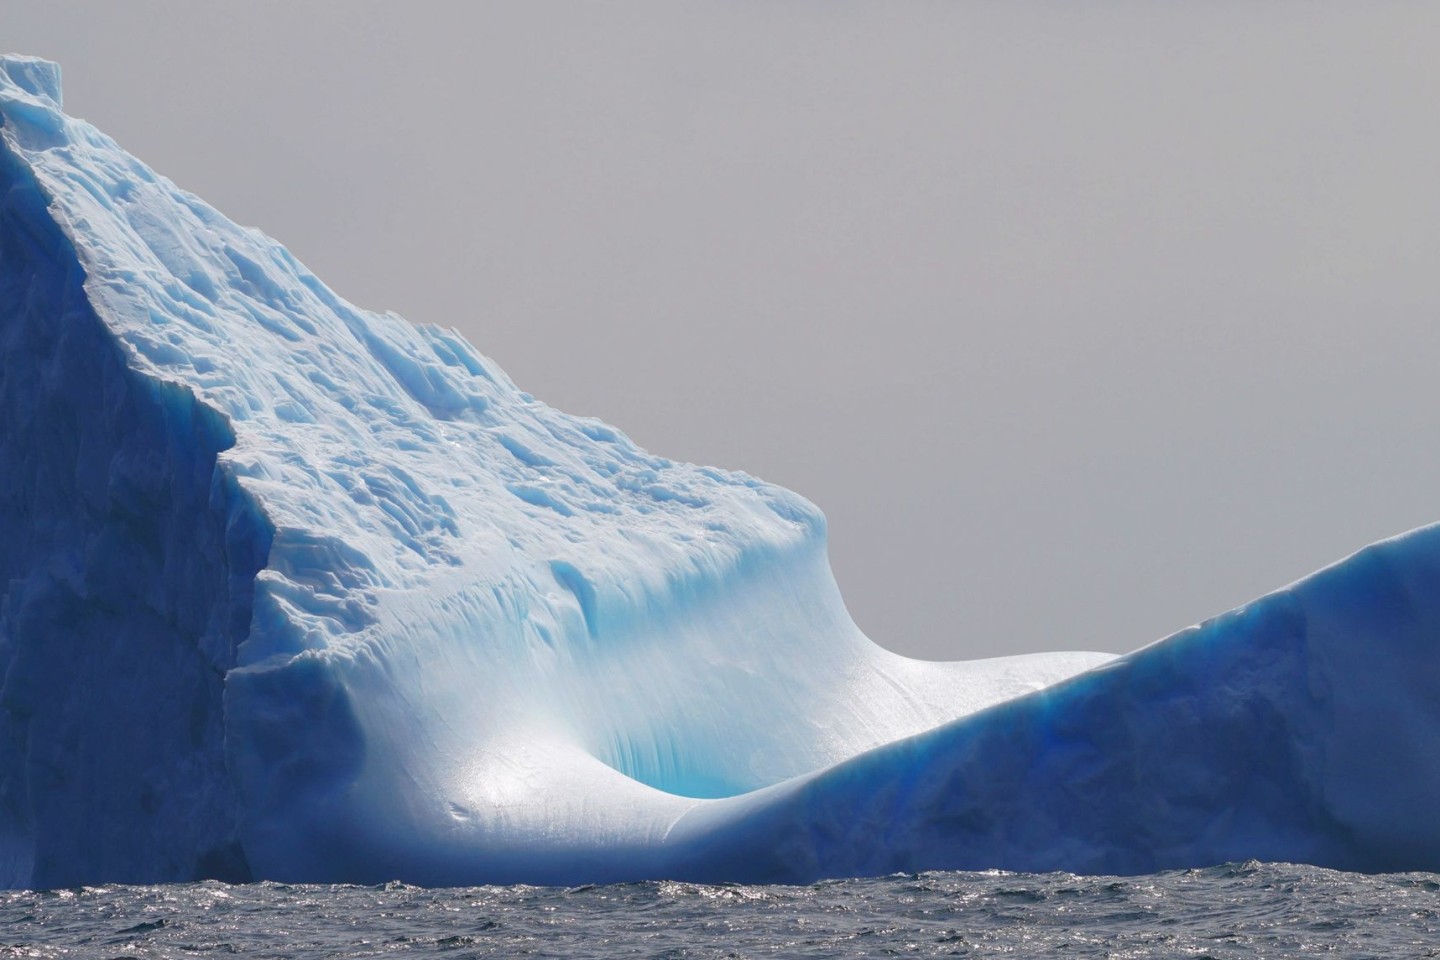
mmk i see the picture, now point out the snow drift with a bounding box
[0,56,1437,888]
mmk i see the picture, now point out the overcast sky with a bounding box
[7,2,1440,660]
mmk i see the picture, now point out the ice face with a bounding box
[1,55,1437,888]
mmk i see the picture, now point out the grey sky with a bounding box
[6,2,1440,660]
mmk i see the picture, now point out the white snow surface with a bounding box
[0,57,1108,886]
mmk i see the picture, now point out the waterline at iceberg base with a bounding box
[1,55,1436,889]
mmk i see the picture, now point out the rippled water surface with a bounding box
[1,862,1436,958]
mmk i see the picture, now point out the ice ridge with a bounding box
[2,55,1439,887]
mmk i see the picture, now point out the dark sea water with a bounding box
[1,862,1436,959]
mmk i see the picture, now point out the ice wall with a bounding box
[0,105,267,887]
[2,54,1438,888]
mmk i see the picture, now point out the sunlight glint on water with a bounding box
[1,863,1436,958]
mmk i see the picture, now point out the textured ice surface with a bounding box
[1,56,1438,888]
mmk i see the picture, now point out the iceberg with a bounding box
[0,55,1437,889]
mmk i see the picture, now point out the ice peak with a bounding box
[0,55,63,109]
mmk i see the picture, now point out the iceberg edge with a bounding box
[2,55,1437,888]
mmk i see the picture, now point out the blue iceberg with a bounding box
[1,56,1437,889]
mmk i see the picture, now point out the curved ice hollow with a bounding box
[1,56,1437,888]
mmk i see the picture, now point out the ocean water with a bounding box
[1,862,1436,959]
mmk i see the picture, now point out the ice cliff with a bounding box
[1,56,1438,889]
